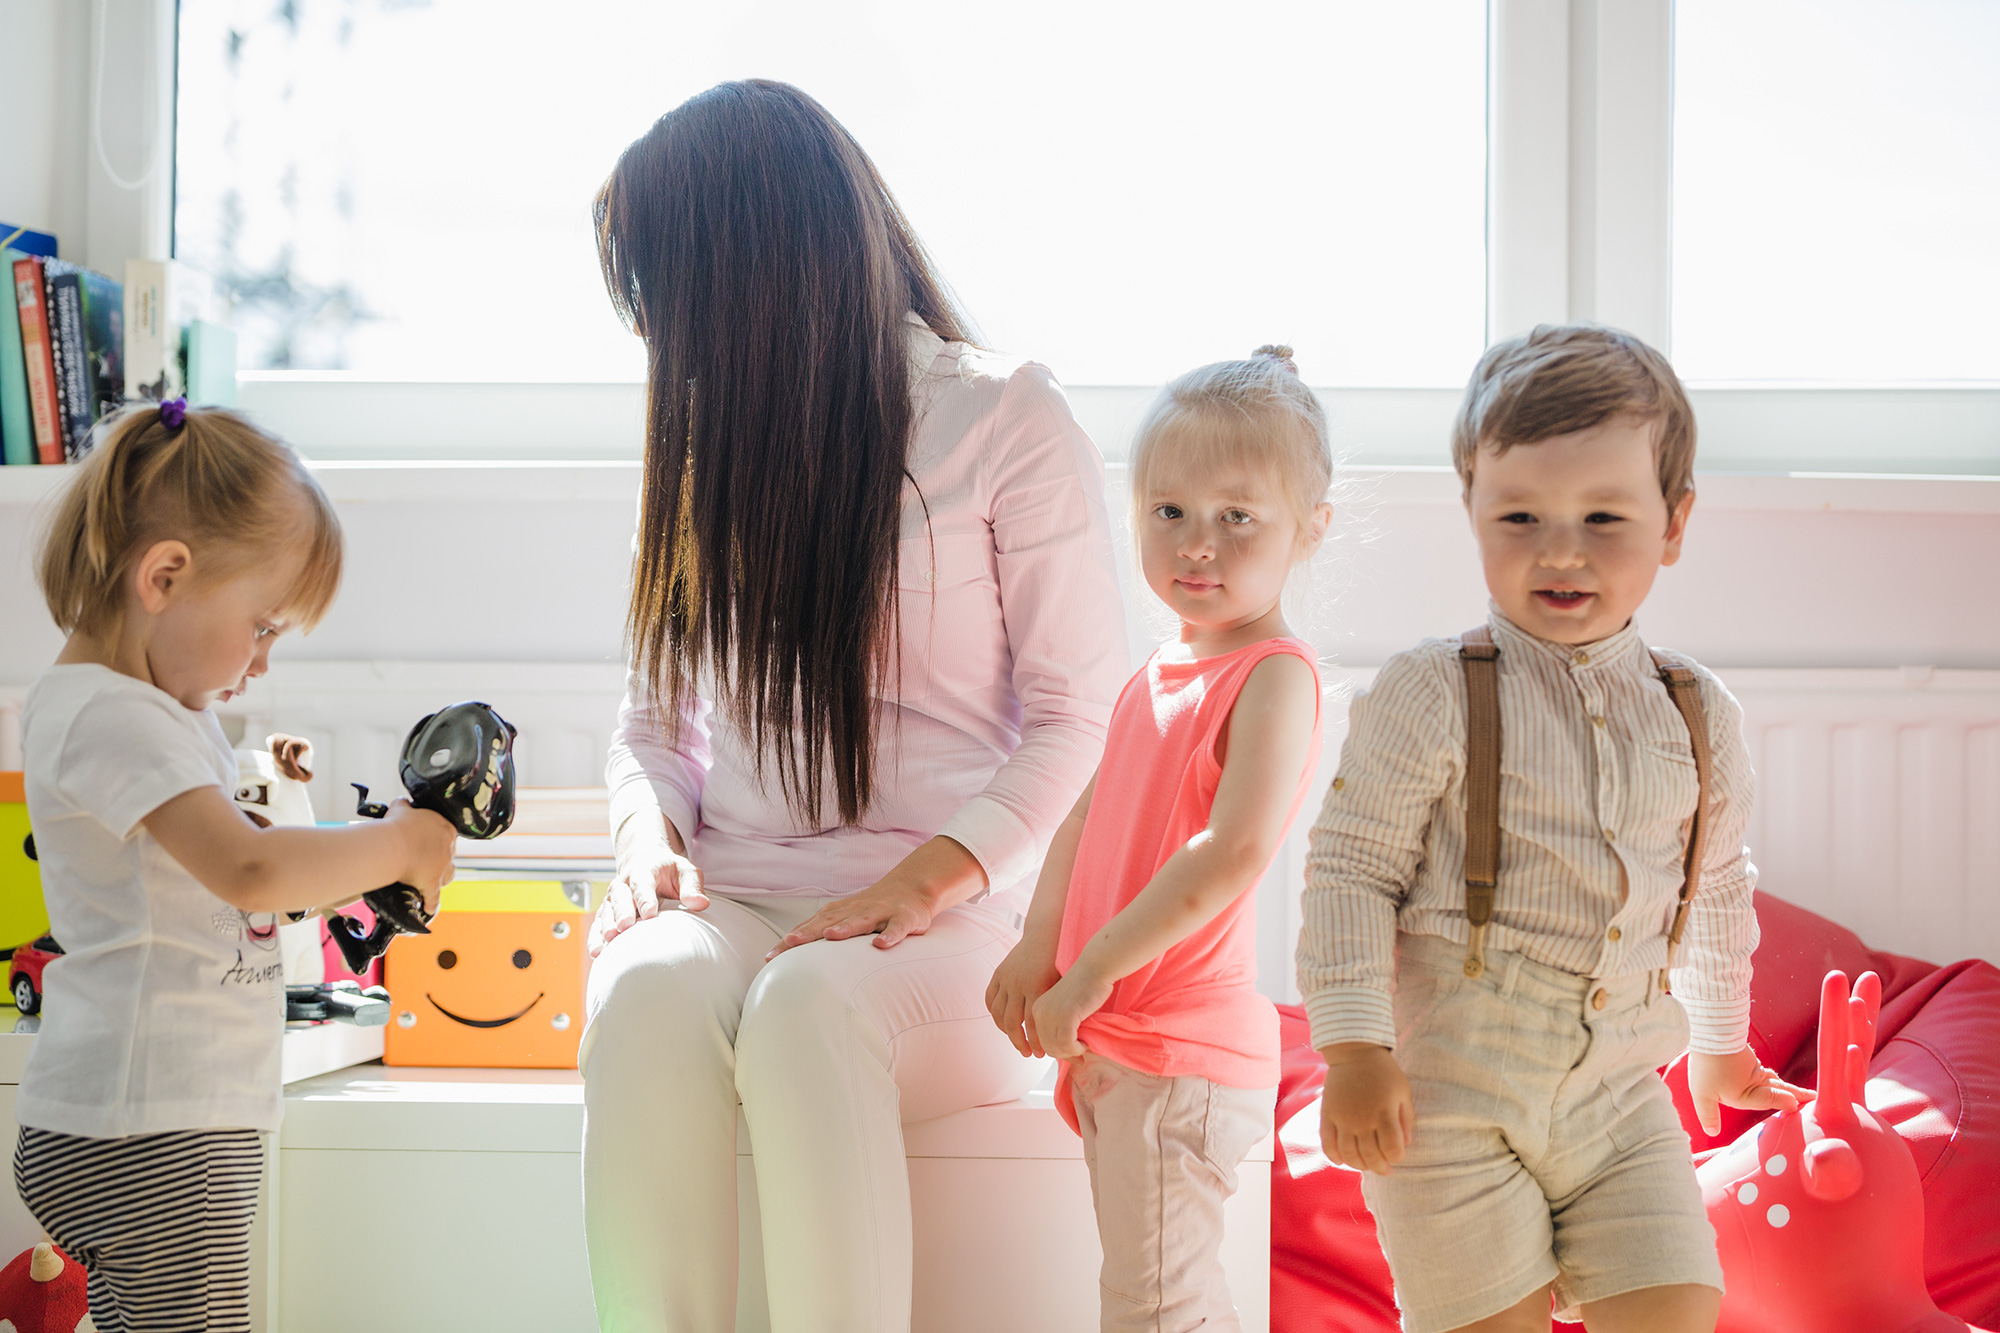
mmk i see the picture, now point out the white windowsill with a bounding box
[199,377,2000,475]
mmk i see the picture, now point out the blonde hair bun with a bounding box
[1127,348,1333,546]
[1252,344,1299,376]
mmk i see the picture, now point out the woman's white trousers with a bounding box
[579,891,1037,1332]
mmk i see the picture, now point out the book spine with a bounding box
[0,250,33,465]
[48,270,93,461]
[78,270,124,436]
[12,257,63,465]
[124,259,173,400]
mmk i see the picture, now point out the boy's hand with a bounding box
[1319,1043,1415,1175]
[986,938,1062,1057]
[1687,1045,1815,1136]
[1030,964,1115,1061]
[386,799,457,914]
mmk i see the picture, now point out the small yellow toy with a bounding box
[383,879,597,1068]
[0,773,50,954]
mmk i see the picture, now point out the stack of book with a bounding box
[1,222,235,467]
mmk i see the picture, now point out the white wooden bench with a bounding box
[274,1063,1272,1333]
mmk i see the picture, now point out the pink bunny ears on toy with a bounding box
[1816,969,1882,1130]
[1800,969,1883,1204]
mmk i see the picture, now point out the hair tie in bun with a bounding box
[158,397,188,432]
[1253,344,1299,376]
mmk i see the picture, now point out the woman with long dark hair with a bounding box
[581,81,1128,1330]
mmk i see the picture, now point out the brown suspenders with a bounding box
[1457,625,1712,987]
[1458,627,1503,978]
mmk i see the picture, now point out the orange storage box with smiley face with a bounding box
[382,879,598,1068]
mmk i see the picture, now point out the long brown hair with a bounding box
[596,80,972,827]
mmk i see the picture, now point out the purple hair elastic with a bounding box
[158,397,188,431]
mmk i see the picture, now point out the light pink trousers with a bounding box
[579,891,1038,1333]
[1069,1052,1276,1333]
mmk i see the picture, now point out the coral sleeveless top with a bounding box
[1055,637,1321,1128]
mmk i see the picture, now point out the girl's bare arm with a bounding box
[144,785,458,916]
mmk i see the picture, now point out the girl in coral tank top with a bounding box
[987,345,1335,1332]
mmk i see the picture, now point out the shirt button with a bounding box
[1331,777,1345,791]
[1607,926,1622,942]
[1572,650,1590,666]
[1593,715,1606,729]
[1591,988,1609,1011]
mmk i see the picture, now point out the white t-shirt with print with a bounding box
[18,664,285,1137]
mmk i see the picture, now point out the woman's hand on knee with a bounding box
[589,842,707,957]
[764,836,986,960]
[765,881,933,961]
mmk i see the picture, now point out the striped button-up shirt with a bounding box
[1298,609,1757,1056]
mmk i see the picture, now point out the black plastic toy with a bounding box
[324,701,518,974]
[286,980,392,1027]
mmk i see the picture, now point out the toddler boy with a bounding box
[1297,325,1810,1333]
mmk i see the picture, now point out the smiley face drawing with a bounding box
[382,879,596,1069]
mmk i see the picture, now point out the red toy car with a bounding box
[8,936,62,1016]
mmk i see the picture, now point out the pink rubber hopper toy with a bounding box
[1698,970,1992,1333]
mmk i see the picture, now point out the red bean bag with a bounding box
[1271,1005,1398,1333]
[1272,891,2000,1333]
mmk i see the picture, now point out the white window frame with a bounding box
[74,0,2000,471]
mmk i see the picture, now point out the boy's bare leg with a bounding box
[1445,1284,1555,1333]
[1580,1283,1720,1332]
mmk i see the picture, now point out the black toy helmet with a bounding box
[397,701,519,839]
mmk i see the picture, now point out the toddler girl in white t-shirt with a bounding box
[15,400,458,1333]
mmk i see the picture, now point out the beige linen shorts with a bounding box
[1360,933,1722,1333]
[1069,1052,1276,1333]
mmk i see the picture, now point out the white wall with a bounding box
[1,0,174,272]
[0,1,89,252]
[4,465,1995,686]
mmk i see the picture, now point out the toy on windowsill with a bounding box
[384,878,594,1068]
[232,734,327,985]
[0,772,51,957]
[285,979,391,1027]
[325,702,518,974]
[0,1240,94,1332]
[1698,970,1994,1333]
[7,935,61,1016]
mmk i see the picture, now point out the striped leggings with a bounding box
[13,1127,262,1333]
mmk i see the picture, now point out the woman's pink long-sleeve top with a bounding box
[605,325,1130,915]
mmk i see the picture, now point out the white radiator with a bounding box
[1723,667,2000,972]
[4,664,1997,980]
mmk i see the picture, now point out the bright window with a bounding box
[1672,0,2000,383]
[173,1,1487,386]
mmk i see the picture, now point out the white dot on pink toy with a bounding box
[1767,1204,1791,1228]
[1765,1154,1788,1176]
[1738,1181,1759,1205]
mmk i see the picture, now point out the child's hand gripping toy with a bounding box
[1698,969,1992,1333]
[324,701,518,975]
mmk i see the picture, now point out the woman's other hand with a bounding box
[765,835,987,960]
[590,824,707,958]
[986,939,1062,1057]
